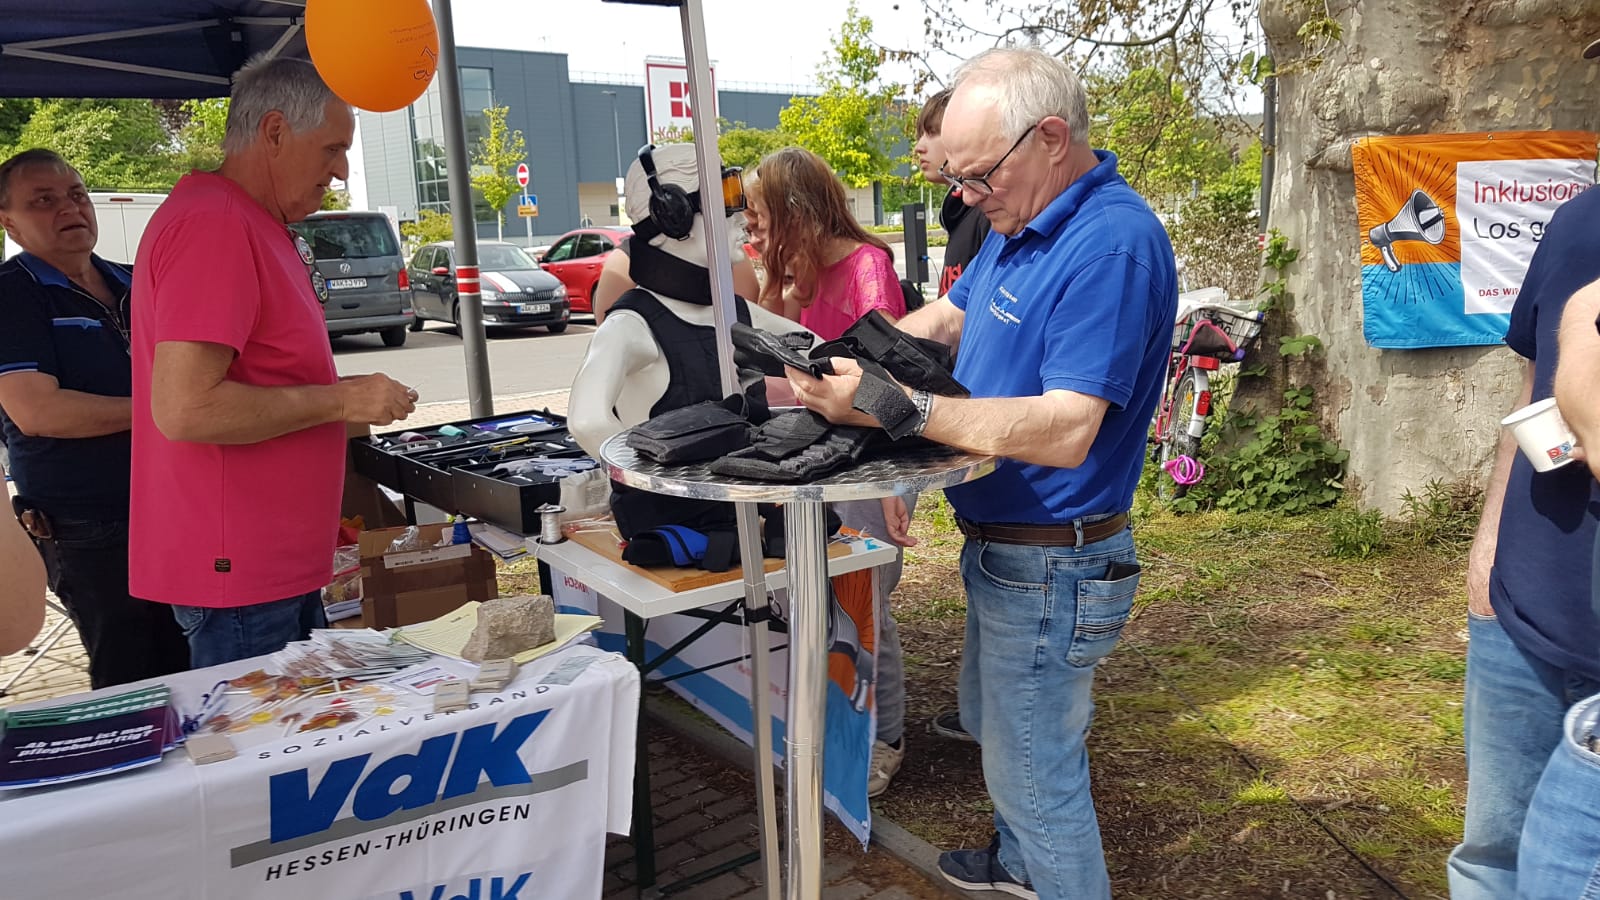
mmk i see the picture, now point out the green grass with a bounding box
[889,478,1476,897]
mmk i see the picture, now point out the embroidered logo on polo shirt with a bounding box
[987,285,1023,326]
[214,558,232,573]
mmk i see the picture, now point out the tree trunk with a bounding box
[496,213,503,242]
[1251,0,1600,514]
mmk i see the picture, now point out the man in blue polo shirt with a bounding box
[790,48,1176,900]
[0,148,189,687]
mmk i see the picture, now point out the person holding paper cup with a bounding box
[1512,277,1600,899]
[1452,158,1600,894]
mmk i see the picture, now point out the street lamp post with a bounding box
[602,89,624,225]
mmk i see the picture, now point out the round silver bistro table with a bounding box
[600,431,994,899]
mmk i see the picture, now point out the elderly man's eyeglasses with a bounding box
[939,124,1037,198]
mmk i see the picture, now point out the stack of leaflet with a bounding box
[271,629,433,681]
[0,685,180,789]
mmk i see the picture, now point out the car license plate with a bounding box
[517,302,551,314]
[328,278,368,290]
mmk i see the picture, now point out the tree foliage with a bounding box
[1084,50,1234,204]
[171,98,229,173]
[401,209,454,247]
[10,99,180,191]
[778,0,909,188]
[718,122,796,170]
[1170,142,1261,300]
[470,105,526,241]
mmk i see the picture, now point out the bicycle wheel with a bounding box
[1158,368,1208,499]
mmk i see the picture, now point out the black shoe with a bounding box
[930,709,976,743]
[938,836,1038,898]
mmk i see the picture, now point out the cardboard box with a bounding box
[359,524,497,628]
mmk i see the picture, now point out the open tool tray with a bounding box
[349,409,576,512]
[452,432,594,535]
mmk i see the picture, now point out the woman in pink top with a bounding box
[744,147,905,340]
[744,145,914,797]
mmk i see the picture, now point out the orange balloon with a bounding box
[306,0,440,113]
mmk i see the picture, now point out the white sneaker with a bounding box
[868,738,905,798]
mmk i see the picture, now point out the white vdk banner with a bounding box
[0,647,639,900]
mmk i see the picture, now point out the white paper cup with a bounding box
[1502,397,1579,472]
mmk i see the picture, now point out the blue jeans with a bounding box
[1518,693,1600,899]
[1448,614,1600,899]
[957,524,1140,900]
[171,590,327,669]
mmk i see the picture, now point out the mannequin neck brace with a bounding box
[629,214,724,305]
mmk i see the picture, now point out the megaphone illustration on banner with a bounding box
[1369,189,1446,273]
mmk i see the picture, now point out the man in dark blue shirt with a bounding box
[1449,180,1600,898]
[0,149,188,687]
[791,48,1177,900]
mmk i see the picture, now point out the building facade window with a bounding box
[410,66,498,224]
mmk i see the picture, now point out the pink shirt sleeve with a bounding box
[850,246,905,320]
[148,211,262,353]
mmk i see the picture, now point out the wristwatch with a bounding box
[909,389,933,437]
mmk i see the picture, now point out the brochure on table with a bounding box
[550,532,887,845]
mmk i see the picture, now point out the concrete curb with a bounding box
[643,694,966,898]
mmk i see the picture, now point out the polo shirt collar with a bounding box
[1015,149,1121,243]
[16,252,132,291]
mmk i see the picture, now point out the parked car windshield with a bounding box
[478,244,538,271]
[291,216,399,260]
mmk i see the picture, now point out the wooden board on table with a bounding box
[567,523,850,592]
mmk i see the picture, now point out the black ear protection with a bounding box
[637,144,697,241]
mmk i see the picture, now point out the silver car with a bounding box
[290,211,415,347]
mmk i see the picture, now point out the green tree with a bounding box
[401,209,454,247]
[0,99,37,153]
[470,105,526,241]
[1084,51,1233,206]
[778,1,908,188]
[1170,143,1262,300]
[717,122,795,169]
[171,98,229,173]
[11,99,181,191]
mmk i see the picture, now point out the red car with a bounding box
[537,226,630,314]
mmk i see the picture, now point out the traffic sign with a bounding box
[515,162,529,187]
[517,193,538,218]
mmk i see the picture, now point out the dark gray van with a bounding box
[289,211,414,347]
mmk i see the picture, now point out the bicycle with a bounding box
[1152,288,1266,499]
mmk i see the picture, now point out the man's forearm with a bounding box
[15,390,130,438]
[1556,282,1600,452]
[897,298,964,349]
[156,379,343,445]
[1471,362,1533,568]
[921,390,1104,469]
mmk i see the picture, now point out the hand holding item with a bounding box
[787,356,875,428]
[337,373,417,426]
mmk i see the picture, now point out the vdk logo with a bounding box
[268,711,549,843]
[401,872,530,900]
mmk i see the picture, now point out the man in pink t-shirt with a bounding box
[131,56,417,668]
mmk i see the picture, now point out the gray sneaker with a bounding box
[868,738,905,797]
[930,709,976,743]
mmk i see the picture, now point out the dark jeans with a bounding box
[37,516,189,689]
[171,591,327,669]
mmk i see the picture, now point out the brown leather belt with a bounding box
[957,513,1130,548]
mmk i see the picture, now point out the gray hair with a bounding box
[0,148,78,208]
[222,54,343,155]
[953,48,1091,146]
